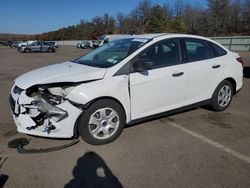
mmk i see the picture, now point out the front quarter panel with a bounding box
[66,75,131,123]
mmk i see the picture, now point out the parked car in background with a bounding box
[86,41,93,48]
[47,41,59,48]
[11,41,20,48]
[0,40,13,47]
[77,41,93,49]
[76,42,82,48]
[0,40,8,46]
[92,40,100,48]
[19,41,55,53]
[78,41,88,48]
[9,34,243,145]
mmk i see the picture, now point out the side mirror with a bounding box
[133,59,153,72]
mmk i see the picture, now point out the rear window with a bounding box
[209,42,227,57]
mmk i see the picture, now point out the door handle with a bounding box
[172,72,184,77]
[212,65,221,69]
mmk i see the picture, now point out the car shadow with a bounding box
[0,174,9,188]
[0,157,8,188]
[64,152,123,188]
[243,66,250,78]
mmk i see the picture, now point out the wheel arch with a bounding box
[224,77,237,95]
[211,77,237,99]
[47,47,53,52]
[73,96,127,137]
[24,48,31,52]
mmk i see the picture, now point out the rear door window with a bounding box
[182,38,214,62]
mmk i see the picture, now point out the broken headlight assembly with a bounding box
[28,84,75,104]
[26,84,75,123]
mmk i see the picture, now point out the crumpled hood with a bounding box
[15,61,106,89]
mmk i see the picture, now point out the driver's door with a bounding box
[129,38,187,120]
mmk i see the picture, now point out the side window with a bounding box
[184,38,214,62]
[104,38,109,44]
[137,38,181,69]
[208,42,227,57]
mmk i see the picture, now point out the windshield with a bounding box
[74,38,149,68]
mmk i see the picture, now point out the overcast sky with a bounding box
[0,0,206,34]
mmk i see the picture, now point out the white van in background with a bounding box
[94,34,132,47]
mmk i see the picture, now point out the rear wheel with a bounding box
[210,80,233,111]
[78,99,125,145]
[47,48,53,53]
[24,48,31,53]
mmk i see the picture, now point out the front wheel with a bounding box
[47,48,53,53]
[24,48,31,53]
[78,99,125,145]
[210,80,233,111]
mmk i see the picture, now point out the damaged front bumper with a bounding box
[9,85,82,138]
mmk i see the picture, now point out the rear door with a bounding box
[41,42,49,52]
[32,42,41,52]
[180,38,223,105]
[129,38,187,120]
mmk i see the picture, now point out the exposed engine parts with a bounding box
[10,84,81,136]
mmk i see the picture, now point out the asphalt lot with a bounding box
[0,46,250,188]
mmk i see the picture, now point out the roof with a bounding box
[132,33,215,40]
[132,33,170,39]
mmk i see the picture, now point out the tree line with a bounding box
[2,0,250,41]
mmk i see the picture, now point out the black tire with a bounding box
[47,48,53,53]
[210,80,233,111]
[78,99,125,145]
[24,48,31,53]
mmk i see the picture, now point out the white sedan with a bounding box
[9,34,243,145]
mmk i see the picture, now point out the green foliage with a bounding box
[170,19,187,33]
[145,5,168,33]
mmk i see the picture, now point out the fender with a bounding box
[66,75,131,123]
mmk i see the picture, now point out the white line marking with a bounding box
[166,120,250,164]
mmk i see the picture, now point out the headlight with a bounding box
[47,86,74,97]
[27,84,75,105]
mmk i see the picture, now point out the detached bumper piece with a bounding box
[9,86,82,138]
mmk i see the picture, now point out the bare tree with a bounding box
[230,0,242,33]
[183,5,205,34]
[241,0,250,34]
[130,0,152,33]
[207,0,232,36]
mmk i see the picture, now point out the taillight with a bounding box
[236,57,244,66]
